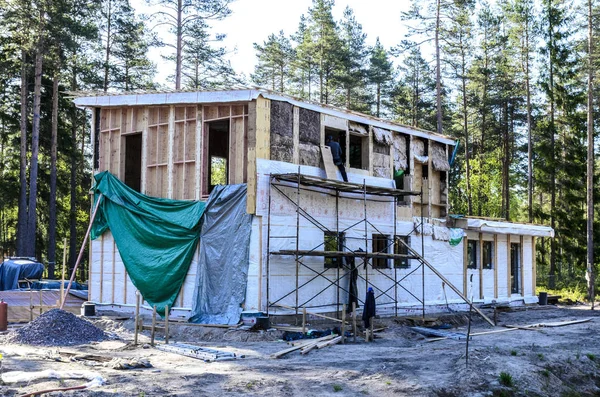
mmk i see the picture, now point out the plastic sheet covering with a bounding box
[349,121,368,136]
[2,370,105,388]
[432,143,450,171]
[373,126,393,145]
[466,218,554,237]
[413,218,434,236]
[90,171,206,316]
[0,259,44,290]
[393,133,408,170]
[189,184,253,325]
[449,229,464,246]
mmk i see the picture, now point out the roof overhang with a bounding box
[72,89,456,146]
[466,218,554,238]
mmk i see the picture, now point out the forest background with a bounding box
[0,0,596,296]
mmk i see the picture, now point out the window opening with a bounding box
[467,240,477,269]
[349,135,363,169]
[325,127,346,165]
[207,119,229,193]
[324,231,345,269]
[372,234,390,269]
[394,236,411,269]
[422,164,429,179]
[483,241,493,270]
[124,133,142,192]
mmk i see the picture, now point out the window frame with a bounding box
[372,234,391,269]
[482,240,494,270]
[324,231,345,269]
[467,240,478,269]
[394,235,411,269]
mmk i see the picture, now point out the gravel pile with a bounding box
[7,309,108,346]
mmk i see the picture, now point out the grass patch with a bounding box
[586,353,596,361]
[510,350,517,356]
[333,384,343,392]
[537,353,545,361]
[541,369,550,378]
[536,287,586,303]
[499,372,514,387]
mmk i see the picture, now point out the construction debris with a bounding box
[4,308,108,346]
[155,342,237,362]
[271,334,340,359]
[411,326,470,340]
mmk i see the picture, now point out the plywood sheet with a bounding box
[321,145,338,180]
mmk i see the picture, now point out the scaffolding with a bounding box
[265,170,496,326]
[265,170,427,318]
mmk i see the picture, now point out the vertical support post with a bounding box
[60,238,67,307]
[363,181,368,293]
[165,305,170,344]
[336,189,340,319]
[421,182,425,320]
[394,196,398,318]
[302,307,306,334]
[266,174,273,315]
[151,305,157,346]
[29,281,33,322]
[352,301,357,343]
[295,168,301,315]
[341,304,346,344]
[39,289,43,317]
[134,290,140,345]
[370,317,374,342]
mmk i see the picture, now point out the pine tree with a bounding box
[368,38,394,118]
[252,31,294,93]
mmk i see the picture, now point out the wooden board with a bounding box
[320,145,338,180]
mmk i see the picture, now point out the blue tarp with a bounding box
[0,259,44,290]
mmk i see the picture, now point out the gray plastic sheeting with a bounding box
[189,184,253,325]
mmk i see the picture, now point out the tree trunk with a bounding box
[376,83,381,118]
[17,49,28,256]
[548,0,557,290]
[48,75,59,279]
[587,0,595,307]
[25,39,44,258]
[103,0,112,92]
[69,67,78,271]
[525,12,533,224]
[175,0,183,89]
[462,47,472,216]
[435,0,443,135]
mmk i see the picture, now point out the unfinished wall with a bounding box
[298,108,321,167]
[269,101,294,163]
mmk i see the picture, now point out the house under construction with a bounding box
[72,88,553,323]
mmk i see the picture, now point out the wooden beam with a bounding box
[507,235,511,296]
[292,106,299,164]
[494,234,498,299]
[167,105,175,199]
[479,232,483,300]
[463,236,468,295]
[532,236,537,295]
[141,108,149,195]
[520,235,524,296]
[195,106,202,200]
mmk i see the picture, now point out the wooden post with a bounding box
[341,304,346,344]
[151,305,157,346]
[60,238,67,307]
[29,282,33,322]
[61,194,104,309]
[302,307,306,334]
[165,305,170,344]
[39,289,43,317]
[352,302,357,343]
[134,291,140,345]
[370,317,374,342]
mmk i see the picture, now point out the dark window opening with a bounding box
[207,119,229,193]
[324,231,345,269]
[349,135,364,169]
[394,235,411,269]
[372,234,390,269]
[511,243,521,294]
[325,127,346,164]
[483,241,493,269]
[124,133,142,192]
[422,164,429,179]
[467,240,477,269]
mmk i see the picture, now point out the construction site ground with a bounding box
[1,305,599,396]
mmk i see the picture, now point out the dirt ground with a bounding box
[1,305,600,396]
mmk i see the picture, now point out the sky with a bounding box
[131,0,413,86]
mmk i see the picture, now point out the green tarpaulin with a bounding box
[91,171,206,315]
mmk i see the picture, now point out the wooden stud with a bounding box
[257,217,263,309]
[111,238,116,304]
[195,105,202,200]
[463,236,468,295]
[532,237,537,295]
[134,291,140,345]
[494,234,498,299]
[165,305,170,344]
[370,317,374,342]
[368,126,374,175]
[60,238,67,307]
[479,232,483,300]
[141,108,149,194]
[352,302,357,343]
[29,283,33,322]
[124,269,128,305]
[167,105,175,199]
[507,235,511,296]
[151,305,157,346]
[302,307,306,334]
[39,289,43,317]
[341,304,346,344]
